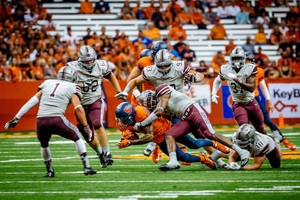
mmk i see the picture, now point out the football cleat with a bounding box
[158,161,180,171]
[282,139,296,151]
[215,159,228,169]
[104,152,114,166]
[44,170,55,178]
[98,153,107,168]
[212,140,230,154]
[200,154,216,170]
[239,149,250,167]
[180,146,192,166]
[84,167,97,176]
[152,145,161,163]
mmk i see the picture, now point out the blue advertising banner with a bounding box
[221,85,233,119]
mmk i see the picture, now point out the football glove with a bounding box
[115,91,128,99]
[185,73,200,83]
[83,125,93,142]
[211,94,219,104]
[227,162,243,170]
[117,139,131,148]
[82,79,94,88]
[4,117,19,130]
[121,130,134,140]
[133,122,142,132]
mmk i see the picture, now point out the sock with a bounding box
[44,160,53,172]
[169,152,178,163]
[231,144,244,154]
[209,150,222,161]
[80,152,90,168]
[102,145,110,154]
[40,147,51,161]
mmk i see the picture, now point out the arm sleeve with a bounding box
[15,96,40,119]
[141,112,158,127]
[211,75,222,95]
[259,79,271,100]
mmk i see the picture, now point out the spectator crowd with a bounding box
[0,0,300,82]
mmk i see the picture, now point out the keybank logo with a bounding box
[272,88,300,100]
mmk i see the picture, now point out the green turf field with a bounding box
[0,126,300,200]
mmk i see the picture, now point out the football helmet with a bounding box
[139,90,157,111]
[235,124,256,150]
[57,66,78,83]
[230,47,245,69]
[78,45,97,71]
[139,49,151,58]
[245,52,255,64]
[115,102,136,131]
[151,40,168,58]
[154,49,172,75]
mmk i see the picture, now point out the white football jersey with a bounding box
[142,60,190,93]
[67,60,111,105]
[232,132,276,157]
[37,79,82,117]
[156,84,194,119]
[220,63,257,104]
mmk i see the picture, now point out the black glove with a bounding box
[4,117,19,130]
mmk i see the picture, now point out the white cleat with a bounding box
[158,161,181,171]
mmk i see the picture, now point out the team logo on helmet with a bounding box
[123,105,133,115]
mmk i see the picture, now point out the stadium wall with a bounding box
[1,78,299,132]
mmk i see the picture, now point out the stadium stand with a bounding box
[41,0,296,66]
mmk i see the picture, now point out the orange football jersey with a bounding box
[255,67,265,97]
[138,56,155,91]
[125,105,171,144]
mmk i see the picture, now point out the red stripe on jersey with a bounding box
[76,85,82,92]
[252,66,258,76]
[156,84,171,98]
[183,60,191,74]
[142,70,150,81]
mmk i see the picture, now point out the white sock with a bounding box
[102,145,110,154]
[232,144,244,154]
[210,150,222,161]
[40,147,51,161]
[169,152,178,163]
[75,139,90,168]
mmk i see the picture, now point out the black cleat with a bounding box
[98,153,107,168]
[84,167,97,175]
[104,152,114,166]
[44,170,55,178]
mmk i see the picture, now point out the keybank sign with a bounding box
[269,83,300,118]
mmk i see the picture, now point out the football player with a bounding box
[211,47,266,134]
[4,66,97,177]
[114,101,230,170]
[133,84,250,171]
[67,45,123,168]
[245,53,296,151]
[227,124,281,170]
[125,42,184,164]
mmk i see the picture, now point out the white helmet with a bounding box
[78,45,97,71]
[139,90,157,112]
[154,49,172,75]
[57,66,78,83]
[235,124,256,150]
[230,47,245,69]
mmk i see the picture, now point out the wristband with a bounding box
[133,89,141,98]
[156,107,164,111]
